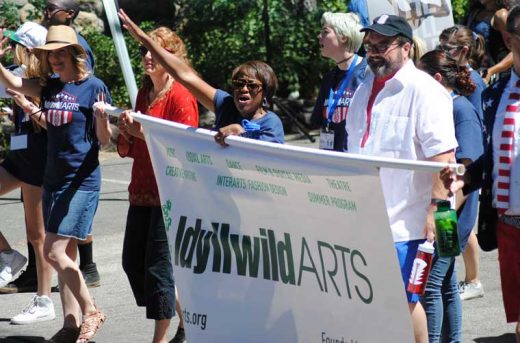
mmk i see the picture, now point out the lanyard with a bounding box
[327,54,359,124]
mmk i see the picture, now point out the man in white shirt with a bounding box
[346,14,457,343]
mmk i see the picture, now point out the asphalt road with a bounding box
[0,133,516,342]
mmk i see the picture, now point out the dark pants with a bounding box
[122,205,175,320]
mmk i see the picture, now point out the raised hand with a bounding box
[0,33,12,59]
[117,9,147,43]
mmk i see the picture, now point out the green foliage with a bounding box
[175,0,346,98]
[451,0,470,23]
[26,0,46,21]
[0,0,21,28]
[82,22,155,108]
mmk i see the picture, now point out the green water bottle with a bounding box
[434,200,461,257]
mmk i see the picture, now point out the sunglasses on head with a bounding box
[139,45,174,57]
[231,79,263,92]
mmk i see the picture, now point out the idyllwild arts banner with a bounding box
[136,114,414,342]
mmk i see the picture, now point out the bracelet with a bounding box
[430,198,444,205]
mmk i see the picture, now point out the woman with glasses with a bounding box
[0,25,111,343]
[438,25,487,117]
[418,49,484,343]
[117,10,284,147]
[108,27,199,343]
[311,11,367,152]
[0,22,56,325]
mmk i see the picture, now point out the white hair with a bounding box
[321,12,363,53]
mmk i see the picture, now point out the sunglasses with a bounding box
[436,44,463,54]
[139,45,174,57]
[231,79,263,92]
[44,4,66,13]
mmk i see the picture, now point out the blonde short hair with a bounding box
[321,12,363,53]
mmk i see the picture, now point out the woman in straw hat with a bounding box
[0,25,111,343]
[0,21,57,325]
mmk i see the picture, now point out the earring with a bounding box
[262,97,268,107]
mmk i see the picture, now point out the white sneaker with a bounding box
[11,295,56,324]
[459,281,484,300]
[0,250,27,287]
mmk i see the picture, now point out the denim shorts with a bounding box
[395,239,425,303]
[42,188,99,240]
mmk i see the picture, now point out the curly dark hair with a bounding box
[419,50,476,96]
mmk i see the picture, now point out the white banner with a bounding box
[367,0,455,50]
[134,113,418,342]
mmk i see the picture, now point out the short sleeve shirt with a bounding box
[311,58,367,151]
[347,60,458,242]
[452,95,484,249]
[213,89,284,143]
[42,76,111,191]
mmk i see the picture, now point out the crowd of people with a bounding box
[0,0,519,342]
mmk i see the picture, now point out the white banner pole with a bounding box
[102,0,138,108]
[103,104,465,175]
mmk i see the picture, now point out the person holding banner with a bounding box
[113,26,198,343]
[41,0,103,291]
[0,25,111,342]
[117,9,284,147]
[311,11,367,151]
[346,15,457,343]
[418,49,484,342]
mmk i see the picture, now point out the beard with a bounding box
[367,50,403,78]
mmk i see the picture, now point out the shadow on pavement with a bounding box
[0,337,47,343]
[475,333,516,342]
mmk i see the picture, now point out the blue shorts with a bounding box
[42,188,99,240]
[395,239,426,303]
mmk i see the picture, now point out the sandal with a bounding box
[76,310,106,343]
[48,326,80,343]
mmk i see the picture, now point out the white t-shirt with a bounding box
[347,60,457,242]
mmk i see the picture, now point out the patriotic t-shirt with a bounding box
[41,76,111,191]
[311,58,367,151]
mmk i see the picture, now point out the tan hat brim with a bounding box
[35,42,86,55]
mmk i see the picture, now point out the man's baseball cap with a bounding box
[360,14,413,41]
[4,22,48,49]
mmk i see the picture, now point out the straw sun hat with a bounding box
[34,25,86,55]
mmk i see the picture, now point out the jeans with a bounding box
[421,254,462,343]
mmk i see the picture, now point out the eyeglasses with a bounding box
[231,79,263,92]
[44,4,66,14]
[363,41,400,54]
[139,45,174,57]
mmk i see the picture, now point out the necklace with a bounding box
[336,54,354,65]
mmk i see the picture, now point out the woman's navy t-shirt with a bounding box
[41,76,111,191]
[453,95,485,250]
[213,89,284,143]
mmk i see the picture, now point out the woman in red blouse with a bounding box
[116,27,198,343]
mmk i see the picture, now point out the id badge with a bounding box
[10,134,28,151]
[319,129,335,150]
